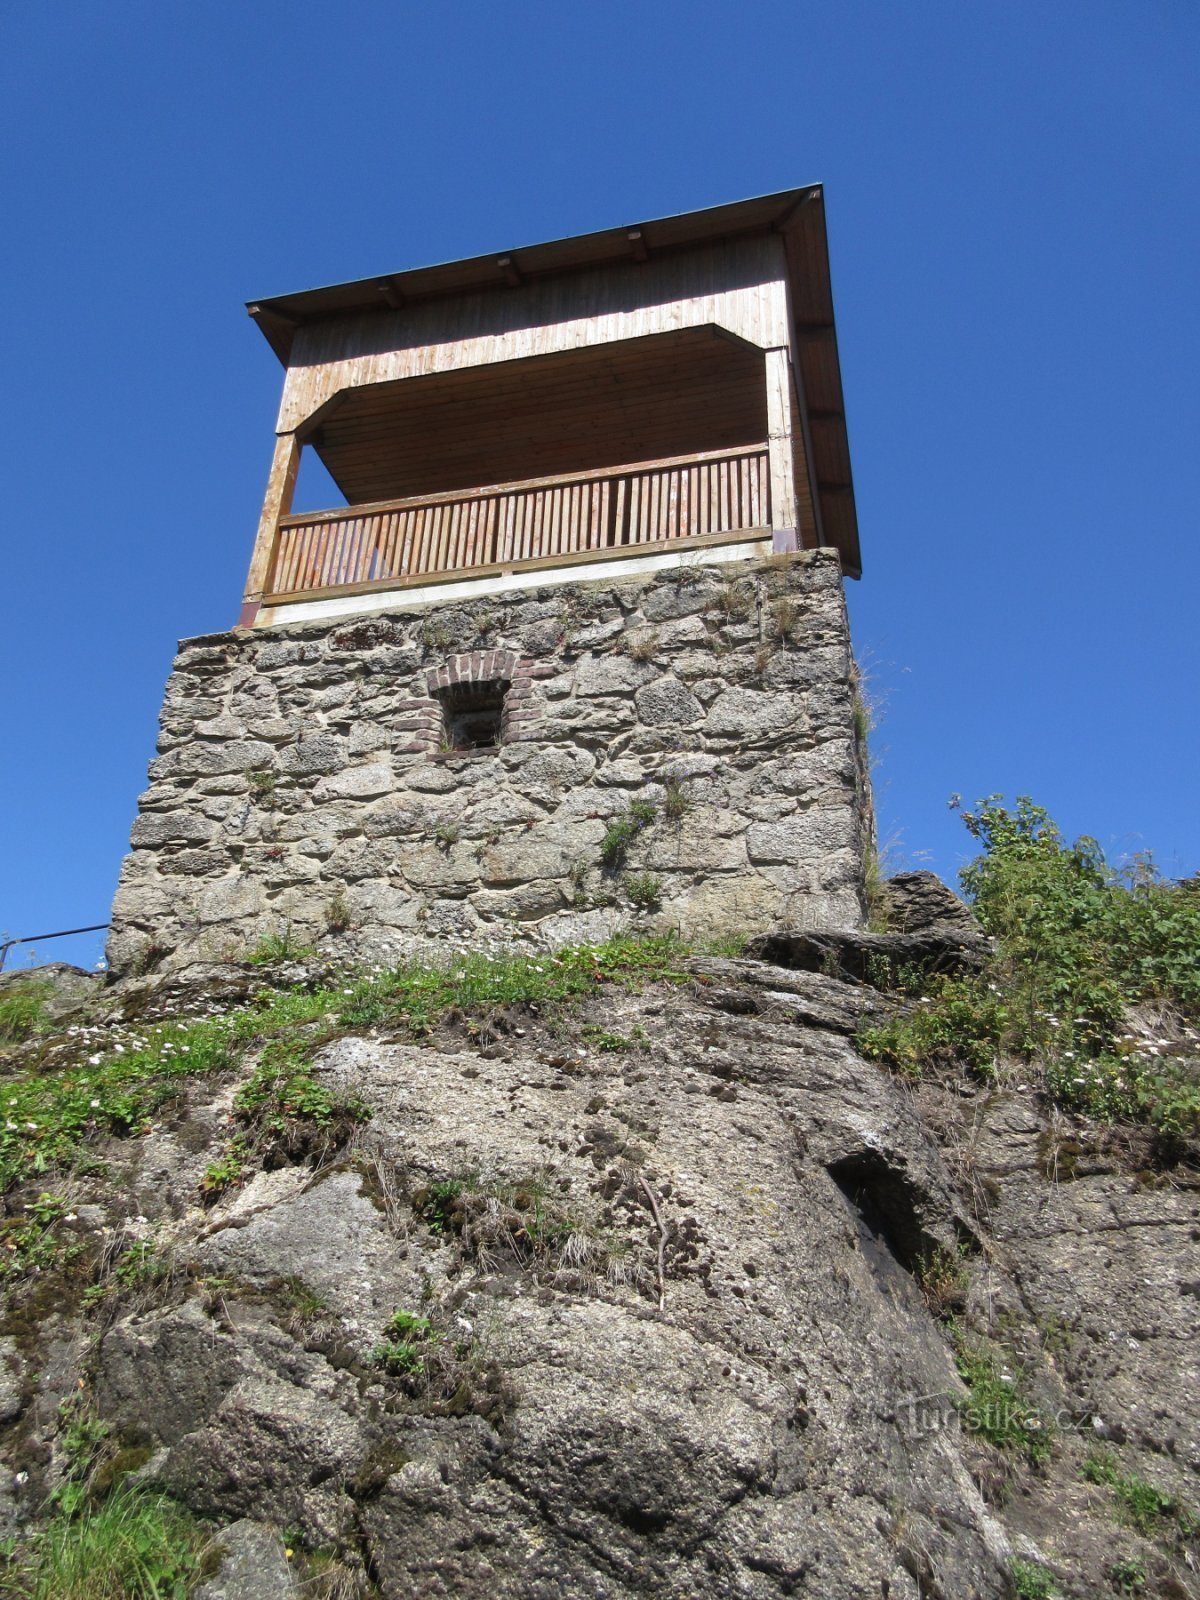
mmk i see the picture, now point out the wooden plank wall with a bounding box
[268,445,769,599]
[276,236,791,434]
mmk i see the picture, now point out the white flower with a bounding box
[88,1055,102,1066]
[90,1099,101,1109]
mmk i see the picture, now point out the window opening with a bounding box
[439,678,509,750]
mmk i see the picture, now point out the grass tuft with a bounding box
[0,981,54,1046]
[0,1483,207,1599]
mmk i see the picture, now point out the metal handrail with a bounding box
[0,924,109,974]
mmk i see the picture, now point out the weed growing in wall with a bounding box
[599,800,657,867]
[246,927,315,966]
[324,890,353,934]
[624,872,663,909]
[660,777,690,822]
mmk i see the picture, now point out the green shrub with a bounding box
[860,975,1008,1080]
[1010,1557,1055,1598]
[0,1013,237,1195]
[232,1043,370,1162]
[371,1307,438,1375]
[198,1143,247,1204]
[370,1339,426,1375]
[0,936,690,1205]
[1108,1554,1147,1594]
[416,1179,464,1233]
[859,796,1200,1138]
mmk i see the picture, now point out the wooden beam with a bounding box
[376,278,404,309]
[242,432,302,615]
[496,255,522,287]
[764,348,798,549]
[627,229,649,262]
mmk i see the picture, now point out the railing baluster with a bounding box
[267,445,770,597]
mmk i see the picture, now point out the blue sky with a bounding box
[2,0,1197,971]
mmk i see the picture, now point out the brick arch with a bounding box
[424,650,518,695]
[417,650,549,755]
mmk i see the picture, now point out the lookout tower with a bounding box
[241,186,859,630]
[107,187,869,979]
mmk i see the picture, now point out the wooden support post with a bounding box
[239,432,301,625]
[764,347,798,553]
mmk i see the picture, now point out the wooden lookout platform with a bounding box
[241,187,860,628]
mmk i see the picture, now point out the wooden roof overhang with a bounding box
[248,187,861,577]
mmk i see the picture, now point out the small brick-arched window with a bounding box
[426,650,520,752]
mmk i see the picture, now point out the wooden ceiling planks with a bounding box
[306,329,770,507]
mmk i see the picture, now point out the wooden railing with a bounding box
[266,444,770,600]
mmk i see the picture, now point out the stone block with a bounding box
[573,656,651,696]
[195,714,248,740]
[362,801,426,839]
[480,823,600,885]
[130,811,216,849]
[196,875,266,925]
[277,736,347,777]
[348,879,421,928]
[313,762,394,801]
[704,687,808,743]
[399,844,483,890]
[635,676,704,726]
[747,808,858,865]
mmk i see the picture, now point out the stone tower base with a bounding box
[107,551,870,977]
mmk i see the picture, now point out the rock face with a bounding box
[83,964,1008,1598]
[1,943,1197,1598]
[106,551,870,977]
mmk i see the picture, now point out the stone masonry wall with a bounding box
[107,551,870,977]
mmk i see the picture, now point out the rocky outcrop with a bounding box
[0,939,1196,1598]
